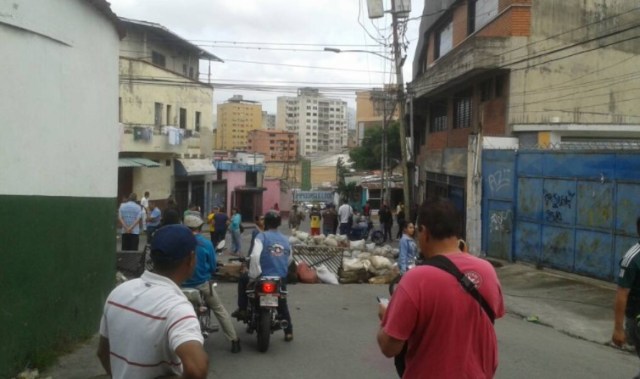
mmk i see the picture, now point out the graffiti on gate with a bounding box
[543,189,576,223]
[488,169,511,194]
[490,210,512,232]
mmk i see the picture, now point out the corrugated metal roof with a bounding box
[118,158,160,168]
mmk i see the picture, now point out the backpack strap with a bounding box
[422,255,496,324]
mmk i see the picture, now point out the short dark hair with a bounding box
[417,197,460,240]
[161,208,181,226]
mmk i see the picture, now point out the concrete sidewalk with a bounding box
[493,260,618,346]
[40,259,623,378]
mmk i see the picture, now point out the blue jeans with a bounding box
[231,229,242,254]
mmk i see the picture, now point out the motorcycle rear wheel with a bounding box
[256,309,272,352]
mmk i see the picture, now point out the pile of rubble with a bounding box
[289,231,400,285]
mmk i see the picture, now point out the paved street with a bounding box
[46,217,640,378]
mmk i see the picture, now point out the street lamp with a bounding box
[323,47,393,61]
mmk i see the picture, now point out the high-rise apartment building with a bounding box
[216,95,262,150]
[262,111,276,130]
[247,129,298,162]
[355,88,400,146]
[276,88,347,156]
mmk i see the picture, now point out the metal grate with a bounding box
[292,245,346,275]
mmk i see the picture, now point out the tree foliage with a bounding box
[349,122,401,170]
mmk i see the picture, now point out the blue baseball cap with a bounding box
[150,224,197,262]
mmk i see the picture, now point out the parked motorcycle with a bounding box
[230,257,288,352]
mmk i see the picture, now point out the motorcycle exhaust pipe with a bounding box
[279,320,289,330]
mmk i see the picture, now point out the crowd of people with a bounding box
[110,194,509,378]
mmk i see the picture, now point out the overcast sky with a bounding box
[108,0,424,114]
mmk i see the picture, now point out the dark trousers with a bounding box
[212,230,226,246]
[210,231,215,243]
[238,274,292,334]
[339,222,351,236]
[396,220,406,239]
[121,233,140,251]
[383,224,392,242]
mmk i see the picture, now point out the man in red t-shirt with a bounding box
[377,198,505,378]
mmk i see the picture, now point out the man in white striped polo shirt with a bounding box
[97,224,208,379]
[613,216,640,378]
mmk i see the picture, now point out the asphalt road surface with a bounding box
[207,282,639,379]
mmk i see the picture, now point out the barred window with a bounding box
[429,101,448,133]
[454,90,472,129]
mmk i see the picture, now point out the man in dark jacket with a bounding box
[379,204,393,242]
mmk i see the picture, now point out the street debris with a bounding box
[13,369,51,379]
[524,315,540,323]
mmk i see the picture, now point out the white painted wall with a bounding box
[0,0,120,198]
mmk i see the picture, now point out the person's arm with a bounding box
[175,341,209,379]
[377,327,405,358]
[398,238,408,273]
[96,336,112,376]
[249,238,264,279]
[613,287,630,346]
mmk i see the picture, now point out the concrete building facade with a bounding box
[0,1,122,376]
[409,0,640,250]
[247,129,298,162]
[118,18,222,207]
[216,95,263,151]
[276,88,348,156]
[355,88,400,146]
[262,111,276,130]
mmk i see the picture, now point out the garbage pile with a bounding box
[289,231,400,285]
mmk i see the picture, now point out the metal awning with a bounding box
[175,158,216,176]
[118,157,161,168]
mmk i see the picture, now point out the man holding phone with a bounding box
[376,198,505,378]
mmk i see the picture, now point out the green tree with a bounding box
[349,122,401,170]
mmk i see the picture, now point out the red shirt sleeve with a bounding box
[381,276,420,341]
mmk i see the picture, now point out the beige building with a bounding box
[355,88,400,146]
[118,17,222,207]
[216,95,263,150]
[247,130,298,162]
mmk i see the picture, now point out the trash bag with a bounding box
[316,264,339,285]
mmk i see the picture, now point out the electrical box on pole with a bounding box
[394,0,411,17]
[366,0,384,19]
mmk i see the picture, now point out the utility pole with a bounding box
[391,0,411,215]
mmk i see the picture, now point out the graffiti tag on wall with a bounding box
[488,169,511,193]
[543,189,576,223]
[490,210,512,232]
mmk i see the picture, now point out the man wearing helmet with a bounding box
[232,210,294,341]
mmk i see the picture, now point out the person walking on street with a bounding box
[140,191,150,214]
[322,204,339,236]
[146,202,162,243]
[232,211,294,341]
[212,207,229,246]
[379,204,393,242]
[229,208,242,255]
[183,215,241,353]
[97,224,208,379]
[377,198,505,378]
[395,204,406,240]
[310,206,322,236]
[207,208,216,243]
[288,204,304,230]
[398,222,418,274]
[613,216,640,376]
[338,200,353,236]
[118,193,143,251]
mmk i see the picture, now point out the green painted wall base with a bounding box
[0,195,116,378]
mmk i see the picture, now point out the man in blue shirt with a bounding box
[232,211,294,341]
[118,193,143,251]
[146,202,162,243]
[183,214,241,353]
[212,207,228,247]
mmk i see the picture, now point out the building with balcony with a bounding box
[409,0,640,237]
[355,88,400,146]
[118,17,222,210]
[247,130,298,162]
[276,88,348,156]
[216,95,263,151]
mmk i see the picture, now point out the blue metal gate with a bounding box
[482,151,640,281]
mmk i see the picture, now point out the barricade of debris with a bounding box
[288,231,400,285]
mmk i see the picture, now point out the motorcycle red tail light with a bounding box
[261,282,277,294]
